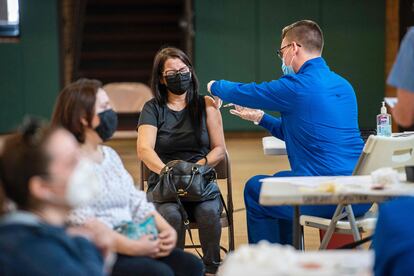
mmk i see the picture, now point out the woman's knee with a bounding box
[194,199,221,224]
[157,204,182,227]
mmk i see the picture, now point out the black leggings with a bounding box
[155,197,223,274]
[111,248,204,276]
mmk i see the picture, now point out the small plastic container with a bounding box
[406,166,414,182]
[376,101,392,137]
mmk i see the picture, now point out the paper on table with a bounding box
[384,97,398,108]
[261,175,373,189]
[262,136,287,155]
[261,176,332,187]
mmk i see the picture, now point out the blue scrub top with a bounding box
[387,27,414,92]
[211,57,363,176]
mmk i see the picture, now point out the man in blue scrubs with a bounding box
[207,20,370,244]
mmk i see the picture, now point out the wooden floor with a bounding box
[106,135,322,252]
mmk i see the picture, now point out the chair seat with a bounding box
[300,211,377,233]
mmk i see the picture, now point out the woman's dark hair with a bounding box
[150,47,204,144]
[51,78,102,143]
[0,117,55,209]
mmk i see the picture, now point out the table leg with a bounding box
[320,204,345,249]
[293,206,302,250]
[344,205,362,241]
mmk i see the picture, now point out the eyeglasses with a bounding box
[276,43,302,59]
[163,66,191,77]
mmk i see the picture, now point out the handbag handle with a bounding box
[181,167,198,195]
[160,167,178,196]
[165,164,199,197]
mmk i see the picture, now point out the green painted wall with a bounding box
[0,1,385,132]
[0,0,60,133]
[195,0,385,131]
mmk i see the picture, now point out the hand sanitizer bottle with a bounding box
[376,101,392,137]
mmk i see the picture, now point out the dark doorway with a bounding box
[75,0,192,85]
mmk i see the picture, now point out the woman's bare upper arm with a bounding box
[137,124,158,150]
[204,96,225,149]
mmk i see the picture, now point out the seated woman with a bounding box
[137,47,226,274]
[0,118,107,275]
[51,79,203,276]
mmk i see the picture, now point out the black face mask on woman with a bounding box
[165,72,192,95]
[95,109,118,142]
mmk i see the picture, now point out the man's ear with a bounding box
[29,176,53,202]
[292,42,300,54]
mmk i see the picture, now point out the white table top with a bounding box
[218,242,373,276]
[260,175,414,206]
[262,133,414,156]
[262,136,287,155]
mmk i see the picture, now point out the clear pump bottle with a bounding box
[376,101,392,137]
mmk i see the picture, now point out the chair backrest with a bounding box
[103,82,153,113]
[353,135,414,175]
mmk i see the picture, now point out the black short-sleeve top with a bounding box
[137,95,210,186]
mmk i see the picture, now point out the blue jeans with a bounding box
[244,171,372,244]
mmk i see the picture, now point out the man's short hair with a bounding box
[282,20,324,53]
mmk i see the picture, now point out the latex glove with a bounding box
[213,96,223,109]
[229,105,264,124]
[207,80,222,108]
[207,80,215,93]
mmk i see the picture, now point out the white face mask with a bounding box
[65,158,100,207]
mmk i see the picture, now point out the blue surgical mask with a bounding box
[281,48,295,75]
[281,61,295,75]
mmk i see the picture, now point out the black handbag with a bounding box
[151,159,221,203]
[151,159,228,257]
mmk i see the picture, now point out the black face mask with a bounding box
[95,109,118,142]
[165,72,192,95]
